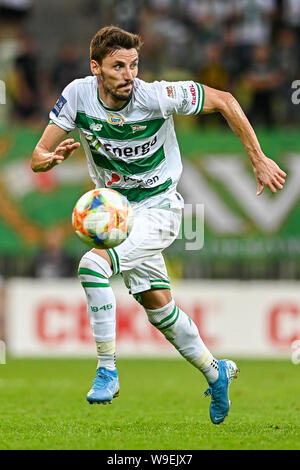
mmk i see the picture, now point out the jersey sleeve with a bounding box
[49,80,78,132]
[152,80,205,118]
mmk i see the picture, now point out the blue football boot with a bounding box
[87,367,120,405]
[204,359,239,424]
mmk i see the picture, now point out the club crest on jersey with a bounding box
[107,113,125,126]
[166,85,176,99]
[131,124,147,133]
[90,122,103,131]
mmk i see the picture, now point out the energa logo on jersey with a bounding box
[107,113,125,126]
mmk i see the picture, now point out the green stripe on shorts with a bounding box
[150,285,171,290]
[107,248,120,274]
[150,279,170,290]
[111,248,120,274]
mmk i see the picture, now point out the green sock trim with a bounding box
[78,267,106,279]
[160,307,180,331]
[151,305,177,328]
[81,281,110,288]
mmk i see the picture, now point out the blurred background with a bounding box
[0,0,300,360]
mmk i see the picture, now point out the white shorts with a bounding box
[106,207,182,296]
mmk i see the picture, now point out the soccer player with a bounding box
[31,26,286,424]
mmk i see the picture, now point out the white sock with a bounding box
[97,353,116,370]
[145,299,219,383]
[95,339,116,370]
[78,252,116,365]
[198,356,219,384]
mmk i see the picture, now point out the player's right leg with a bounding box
[78,249,119,404]
[78,206,181,405]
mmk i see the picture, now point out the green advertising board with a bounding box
[0,125,299,277]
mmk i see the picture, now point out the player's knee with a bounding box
[78,251,113,279]
[144,297,176,326]
[91,248,112,269]
[138,288,172,310]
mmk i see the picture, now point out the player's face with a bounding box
[91,48,139,105]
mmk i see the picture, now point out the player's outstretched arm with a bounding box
[31,123,80,172]
[201,85,286,195]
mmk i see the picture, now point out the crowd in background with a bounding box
[0,0,300,128]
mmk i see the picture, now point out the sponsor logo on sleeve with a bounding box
[166,85,176,99]
[181,86,188,99]
[52,95,67,117]
[107,113,125,126]
[189,84,197,106]
[131,124,147,133]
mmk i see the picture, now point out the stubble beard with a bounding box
[100,72,133,103]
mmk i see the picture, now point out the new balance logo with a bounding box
[90,123,103,131]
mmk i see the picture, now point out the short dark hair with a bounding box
[90,26,143,64]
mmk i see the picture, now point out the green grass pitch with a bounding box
[0,358,299,450]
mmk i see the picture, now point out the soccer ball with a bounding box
[72,188,133,249]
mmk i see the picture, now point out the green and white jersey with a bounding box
[49,76,205,209]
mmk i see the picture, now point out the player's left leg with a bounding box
[140,288,222,384]
[139,287,239,424]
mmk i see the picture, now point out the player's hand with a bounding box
[253,155,286,195]
[51,138,80,166]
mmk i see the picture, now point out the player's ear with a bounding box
[90,60,101,76]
